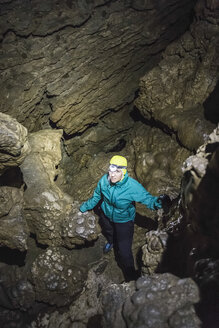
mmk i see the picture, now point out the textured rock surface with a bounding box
[0,0,217,326]
[101,273,200,328]
[0,112,30,173]
[179,125,219,326]
[64,122,190,225]
[29,256,124,327]
[0,186,29,251]
[30,247,87,306]
[181,125,219,244]
[101,282,135,328]
[129,123,191,197]
[135,0,218,150]
[141,230,169,274]
[58,104,135,196]
[0,0,196,134]
[0,263,35,310]
[123,274,200,328]
[28,268,201,328]
[20,129,100,247]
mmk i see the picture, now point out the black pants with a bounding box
[100,210,136,281]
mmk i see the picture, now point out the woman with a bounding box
[80,155,164,281]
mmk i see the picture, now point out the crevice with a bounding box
[203,81,219,124]
[0,167,24,188]
[1,16,92,43]
[106,138,126,153]
[61,122,99,140]
[0,247,26,266]
[129,106,193,151]
[29,233,48,250]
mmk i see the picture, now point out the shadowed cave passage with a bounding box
[204,81,219,124]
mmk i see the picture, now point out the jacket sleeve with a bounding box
[80,179,102,212]
[132,181,162,211]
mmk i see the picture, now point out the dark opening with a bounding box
[204,81,219,124]
[0,167,24,188]
[0,247,26,266]
[87,314,103,328]
[106,138,126,153]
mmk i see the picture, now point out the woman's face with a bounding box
[109,169,123,183]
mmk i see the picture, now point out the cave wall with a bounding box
[0,0,219,327]
[0,0,196,134]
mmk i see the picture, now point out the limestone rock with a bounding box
[0,186,29,251]
[0,112,30,173]
[59,104,134,196]
[20,129,100,247]
[141,230,169,274]
[135,0,218,150]
[0,0,196,134]
[123,274,200,328]
[179,125,219,326]
[30,247,87,306]
[181,125,219,240]
[101,282,135,328]
[28,256,124,327]
[0,264,35,310]
[130,123,191,197]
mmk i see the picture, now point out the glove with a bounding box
[157,194,171,213]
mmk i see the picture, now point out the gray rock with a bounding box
[0,263,35,310]
[141,230,169,274]
[123,273,200,328]
[30,247,87,306]
[0,186,29,251]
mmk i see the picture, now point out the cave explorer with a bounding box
[80,155,169,281]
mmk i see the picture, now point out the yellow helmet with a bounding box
[110,155,127,167]
[109,155,127,176]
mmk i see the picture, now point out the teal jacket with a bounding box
[80,173,162,223]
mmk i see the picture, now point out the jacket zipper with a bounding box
[110,185,116,222]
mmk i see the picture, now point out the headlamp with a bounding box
[108,164,127,172]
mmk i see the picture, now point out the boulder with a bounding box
[30,247,87,306]
[123,273,200,328]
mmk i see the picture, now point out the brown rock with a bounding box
[0,113,30,174]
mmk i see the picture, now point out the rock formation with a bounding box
[20,129,100,248]
[0,0,196,134]
[0,112,30,174]
[135,0,218,150]
[0,0,218,327]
